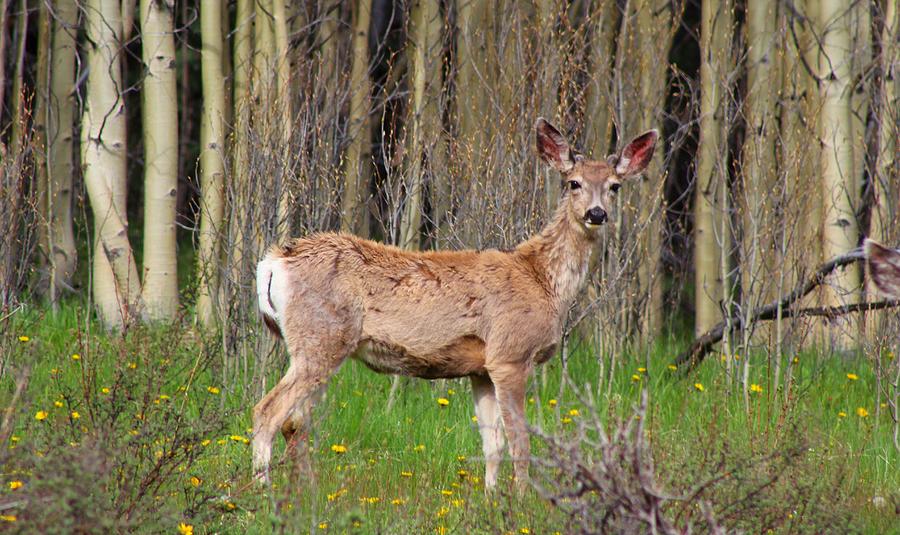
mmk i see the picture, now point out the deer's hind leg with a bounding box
[252,308,360,482]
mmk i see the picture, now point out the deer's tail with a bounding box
[256,255,285,339]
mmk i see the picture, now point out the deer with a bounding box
[865,239,900,299]
[252,118,659,489]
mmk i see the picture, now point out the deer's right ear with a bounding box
[536,118,575,173]
[865,238,900,299]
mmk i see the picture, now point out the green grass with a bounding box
[1,303,897,533]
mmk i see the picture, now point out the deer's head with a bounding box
[536,118,658,234]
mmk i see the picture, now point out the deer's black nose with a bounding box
[585,207,607,225]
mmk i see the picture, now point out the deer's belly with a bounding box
[352,335,486,379]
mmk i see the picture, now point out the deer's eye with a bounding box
[609,182,621,194]
[568,180,582,191]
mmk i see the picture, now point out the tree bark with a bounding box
[694,0,732,336]
[816,0,860,348]
[81,0,142,329]
[340,0,373,236]
[140,0,179,321]
[197,0,227,327]
[273,0,293,239]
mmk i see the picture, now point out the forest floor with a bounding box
[1,305,898,533]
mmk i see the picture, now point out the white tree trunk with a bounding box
[140,0,179,321]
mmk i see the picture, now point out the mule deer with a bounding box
[253,118,658,488]
[865,239,900,298]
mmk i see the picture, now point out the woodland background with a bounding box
[0,0,898,532]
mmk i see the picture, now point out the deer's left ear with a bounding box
[612,129,659,178]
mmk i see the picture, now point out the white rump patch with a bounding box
[256,255,289,327]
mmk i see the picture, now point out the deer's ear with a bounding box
[536,118,575,173]
[613,129,659,178]
[865,239,900,299]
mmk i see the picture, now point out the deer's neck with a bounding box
[516,206,596,312]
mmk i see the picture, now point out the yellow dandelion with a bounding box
[413,444,425,452]
[631,374,641,382]
[229,435,249,444]
[456,455,466,461]
[792,356,799,364]
[18,336,29,342]
[637,367,647,373]
[225,502,236,510]
[127,362,137,370]
[856,407,869,418]
[330,444,347,454]
[471,415,478,423]
[846,373,858,381]
[8,481,23,490]
[436,506,450,518]
[437,526,447,535]
[548,399,557,406]
[837,411,847,418]
[318,522,328,529]
[392,498,404,505]
[35,411,48,421]
[750,384,763,393]
[667,364,677,371]
[437,398,450,407]
[528,397,535,404]
[50,368,59,375]
[1,515,16,522]
[693,383,705,392]
[71,411,80,420]
[441,489,453,496]
[54,401,64,408]
[177,523,194,535]
[457,469,468,476]
[568,409,579,416]
[400,470,413,477]
[101,387,110,395]
[447,389,455,396]
[207,386,220,395]
[71,353,81,361]
[190,476,201,487]
[520,529,531,534]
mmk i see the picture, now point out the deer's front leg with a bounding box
[470,374,505,490]
[487,362,530,490]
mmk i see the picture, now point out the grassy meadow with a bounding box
[1,305,898,534]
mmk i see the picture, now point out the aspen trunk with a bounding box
[273,0,293,239]
[817,0,860,349]
[45,0,79,303]
[34,0,51,295]
[140,0,179,321]
[81,0,142,329]
[0,0,7,129]
[229,0,254,283]
[585,0,618,157]
[340,0,373,236]
[694,0,732,336]
[197,0,227,327]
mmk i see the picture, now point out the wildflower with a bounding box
[437,526,447,535]
[856,407,869,418]
[548,399,557,406]
[229,435,249,444]
[318,522,328,529]
[159,394,170,401]
[54,401,64,408]
[846,373,858,381]
[471,415,478,423]
[50,368,59,375]
[521,529,531,534]
[568,409,579,416]
[225,502,236,510]
[631,374,641,382]
[457,469,468,477]
[436,506,450,518]
[360,496,380,504]
[101,387,110,395]
[71,411,80,420]
[693,383,705,392]
[413,444,425,452]
[637,367,647,373]
[190,476,201,487]
[441,489,453,496]
[437,398,450,407]
[330,444,347,454]
[10,436,19,443]
[18,336,29,342]
[35,411,48,421]
[177,523,194,535]
[456,455,466,461]
[71,353,81,361]
[207,386,220,395]
[447,389,455,396]
[451,498,465,508]
[1,515,16,522]
[667,364,677,371]
[528,397,535,404]
[837,411,847,418]
[391,498,404,505]
[8,481,23,490]
[400,470,413,477]
[750,384,763,393]
[792,356,799,364]
[561,417,572,424]
[127,362,137,369]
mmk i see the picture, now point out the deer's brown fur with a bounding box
[252,118,658,488]
[865,239,900,298]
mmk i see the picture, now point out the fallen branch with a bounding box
[671,247,899,371]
